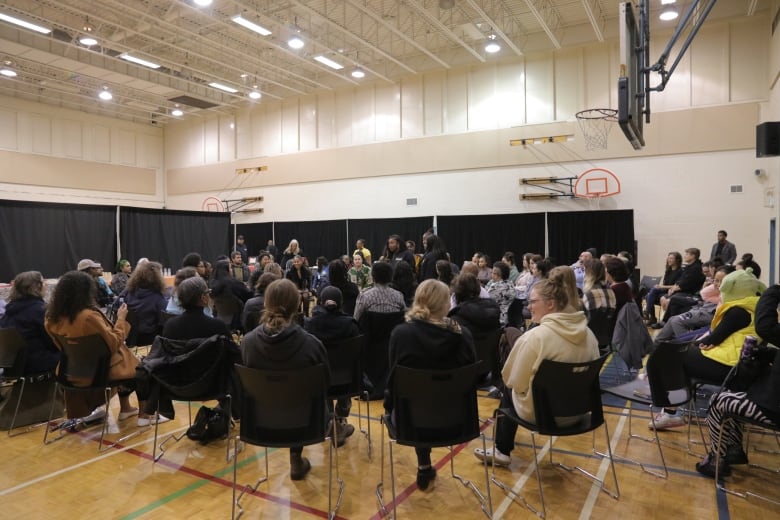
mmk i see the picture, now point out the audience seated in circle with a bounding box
[389,260,417,308]
[115,261,167,346]
[348,251,373,293]
[486,261,516,327]
[242,273,280,333]
[353,262,406,322]
[110,259,132,295]
[318,260,360,316]
[644,252,683,325]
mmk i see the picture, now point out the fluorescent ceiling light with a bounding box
[351,68,365,79]
[193,0,213,6]
[288,36,304,49]
[209,82,238,93]
[248,90,262,99]
[0,68,17,77]
[231,15,272,36]
[119,54,161,69]
[0,12,51,34]
[171,108,183,116]
[659,6,679,21]
[79,36,98,46]
[98,89,113,101]
[314,55,343,70]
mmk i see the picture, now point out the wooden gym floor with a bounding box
[1,359,779,519]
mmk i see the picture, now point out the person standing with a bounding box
[235,235,248,264]
[353,238,372,265]
[266,239,279,263]
[710,230,737,264]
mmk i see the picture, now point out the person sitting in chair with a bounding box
[353,262,406,322]
[474,275,599,467]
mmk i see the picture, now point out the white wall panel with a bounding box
[496,61,526,128]
[423,72,444,135]
[282,99,300,153]
[299,95,318,151]
[335,89,354,147]
[730,17,769,102]
[138,133,162,169]
[353,86,375,145]
[401,76,424,138]
[93,125,111,162]
[375,83,401,140]
[219,115,236,162]
[444,69,468,133]
[0,107,16,150]
[584,45,611,110]
[555,48,583,120]
[468,65,498,130]
[249,107,266,158]
[316,92,335,149]
[31,114,51,155]
[59,119,82,159]
[525,53,555,123]
[235,109,252,159]
[691,24,729,106]
[263,103,282,156]
[115,129,136,166]
[204,116,219,164]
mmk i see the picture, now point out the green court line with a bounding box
[118,448,275,520]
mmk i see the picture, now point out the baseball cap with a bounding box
[77,259,102,271]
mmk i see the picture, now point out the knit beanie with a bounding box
[719,268,766,303]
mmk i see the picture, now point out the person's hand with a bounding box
[117,303,128,321]
[654,284,661,289]
[699,343,715,351]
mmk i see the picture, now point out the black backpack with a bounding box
[186,406,231,445]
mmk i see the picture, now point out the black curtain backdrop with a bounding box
[546,209,635,265]
[274,220,347,265]
[437,213,547,266]
[0,199,116,282]
[347,216,434,259]
[120,207,230,268]
[235,222,274,258]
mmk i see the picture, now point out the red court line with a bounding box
[367,420,493,520]
[73,429,345,520]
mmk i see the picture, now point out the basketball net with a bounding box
[576,109,618,151]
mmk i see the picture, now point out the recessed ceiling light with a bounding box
[171,108,183,116]
[193,0,213,6]
[209,82,238,93]
[0,68,17,77]
[119,54,161,69]
[351,68,365,79]
[0,12,51,34]
[314,55,343,70]
[79,36,98,46]
[98,88,113,101]
[248,90,262,99]
[288,36,304,49]
[231,15,272,36]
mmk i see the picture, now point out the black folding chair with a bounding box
[491,355,618,519]
[601,344,706,478]
[0,327,48,436]
[506,298,525,329]
[586,307,616,353]
[43,333,139,451]
[376,362,492,519]
[231,364,342,520]
[358,311,405,399]
[472,328,502,385]
[322,334,372,457]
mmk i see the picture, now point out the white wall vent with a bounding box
[406,197,418,206]
[729,184,743,193]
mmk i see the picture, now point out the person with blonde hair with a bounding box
[240,279,329,481]
[474,276,599,467]
[386,279,476,491]
[280,239,302,271]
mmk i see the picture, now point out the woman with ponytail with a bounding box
[385,279,477,491]
[474,275,600,468]
[240,278,329,481]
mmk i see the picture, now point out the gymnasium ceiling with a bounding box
[0,1,769,126]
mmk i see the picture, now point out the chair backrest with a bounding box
[391,362,482,447]
[358,311,405,338]
[531,355,609,435]
[51,333,112,386]
[322,335,365,398]
[639,275,661,292]
[586,307,616,348]
[212,294,244,331]
[0,327,27,375]
[159,311,177,327]
[506,298,524,328]
[472,328,502,377]
[645,342,693,407]
[235,363,328,448]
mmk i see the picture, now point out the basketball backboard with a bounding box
[618,2,647,150]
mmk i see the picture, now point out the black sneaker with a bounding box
[695,452,731,478]
[416,466,437,491]
[725,445,748,465]
[290,455,312,480]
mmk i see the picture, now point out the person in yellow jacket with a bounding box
[650,267,766,430]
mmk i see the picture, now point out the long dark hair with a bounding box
[665,251,682,274]
[391,261,417,305]
[424,234,448,261]
[46,271,97,323]
[327,259,350,290]
[383,234,407,260]
[212,259,232,281]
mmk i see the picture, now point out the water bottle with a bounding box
[741,335,757,361]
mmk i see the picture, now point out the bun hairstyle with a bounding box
[737,253,762,279]
[547,266,580,310]
[407,279,450,322]
[261,278,300,333]
[532,274,573,312]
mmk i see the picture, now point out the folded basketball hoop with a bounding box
[576,109,618,151]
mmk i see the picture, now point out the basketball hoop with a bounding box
[576,108,618,151]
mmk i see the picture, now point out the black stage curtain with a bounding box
[546,210,635,265]
[120,207,230,268]
[437,213,546,266]
[235,222,274,258]
[274,220,347,265]
[0,199,116,282]
[347,217,434,260]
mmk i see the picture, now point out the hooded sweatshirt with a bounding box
[502,311,599,425]
[448,298,501,337]
[0,296,60,374]
[240,322,329,379]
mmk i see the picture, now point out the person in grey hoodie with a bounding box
[240,278,329,481]
[474,274,600,467]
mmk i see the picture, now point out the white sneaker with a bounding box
[648,411,686,430]
[137,415,172,427]
[473,447,511,467]
[82,406,107,424]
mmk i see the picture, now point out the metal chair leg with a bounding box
[375,416,389,517]
[596,403,668,479]
[328,415,345,520]
[450,433,493,518]
[234,443,269,520]
[7,377,47,437]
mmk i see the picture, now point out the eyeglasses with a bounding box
[527,298,547,306]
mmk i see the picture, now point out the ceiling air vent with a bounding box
[730,184,743,194]
[168,95,219,109]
